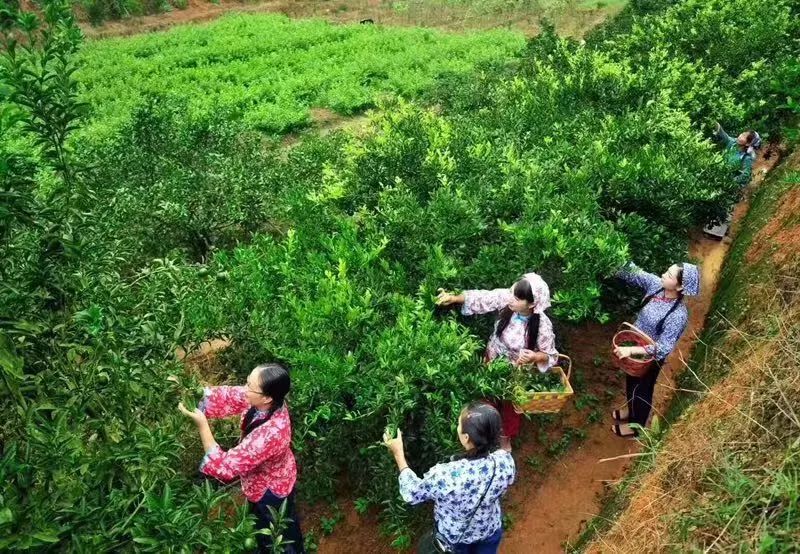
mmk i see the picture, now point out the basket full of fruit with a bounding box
[511,354,573,415]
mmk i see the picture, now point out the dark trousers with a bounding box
[625,361,663,427]
[249,489,305,554]
[452,528,503,554]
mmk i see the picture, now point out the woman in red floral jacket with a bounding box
[179,363,305,553]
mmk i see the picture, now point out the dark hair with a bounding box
[241,363,291,438]
[642,264,684,335]
[495,278,541,351]
[454,402,502,460]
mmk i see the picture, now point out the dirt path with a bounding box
[74,0,622,40]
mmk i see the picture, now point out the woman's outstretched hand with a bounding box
[383,428,409,472]
[435,288,463,306]
[383,428,404,456]
[179,402,207,426]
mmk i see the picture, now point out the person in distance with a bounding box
[713,121,761,187]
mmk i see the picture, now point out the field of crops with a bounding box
[78,14,523,135]
[1,0,799,551]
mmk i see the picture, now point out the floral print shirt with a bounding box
[462,289,558,372]
[398,450,515,546]
[617,264,689,361]
[198,386,297,501]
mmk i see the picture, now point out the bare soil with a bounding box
[74,0,624,40]
[746,148,800,267]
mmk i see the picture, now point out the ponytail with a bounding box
[454,402,502,460]
[641,264,685,336]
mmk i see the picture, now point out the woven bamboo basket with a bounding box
[513,354,574,415]
[612,322,656,377]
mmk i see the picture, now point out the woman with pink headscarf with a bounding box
[436,273,559,451]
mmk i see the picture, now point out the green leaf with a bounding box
[31,531,60,543]
[0,334,24,380]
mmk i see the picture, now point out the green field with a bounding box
[78,14,524,134]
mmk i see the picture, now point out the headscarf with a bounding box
[520,272,552,313]
[681,263,700,297]
[748,131,762,154]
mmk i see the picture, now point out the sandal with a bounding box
[611,423,638,438]
[612,408,629,421]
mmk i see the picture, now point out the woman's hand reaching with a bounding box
[435,289,464,306]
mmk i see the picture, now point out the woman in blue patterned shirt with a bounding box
[612,262,700,437]
[383,402,516,553]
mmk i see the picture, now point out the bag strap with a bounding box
[453,456,498,545]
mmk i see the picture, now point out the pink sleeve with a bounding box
[200,415,289,481]
[461,288,514,316]
[198,386,249,420]
[535,314,559,373]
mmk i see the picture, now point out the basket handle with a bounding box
[557,354,572,381]
[618,322,655,345]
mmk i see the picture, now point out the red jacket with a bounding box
[199,386,297,501]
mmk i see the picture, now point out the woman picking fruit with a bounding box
[436,272,559,450]
[713,121,761,187]
[383,402,516,554]
[612,262,700,437]
[179,363,305,553]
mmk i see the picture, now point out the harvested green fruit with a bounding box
[489,357,564,405]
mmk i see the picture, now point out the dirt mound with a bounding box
[746,158,800,268]
[585,343,769,553]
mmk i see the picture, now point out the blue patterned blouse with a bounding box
[617,264,689,361]
[398,450,515,546]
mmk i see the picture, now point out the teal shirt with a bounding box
[714,127,755,185]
